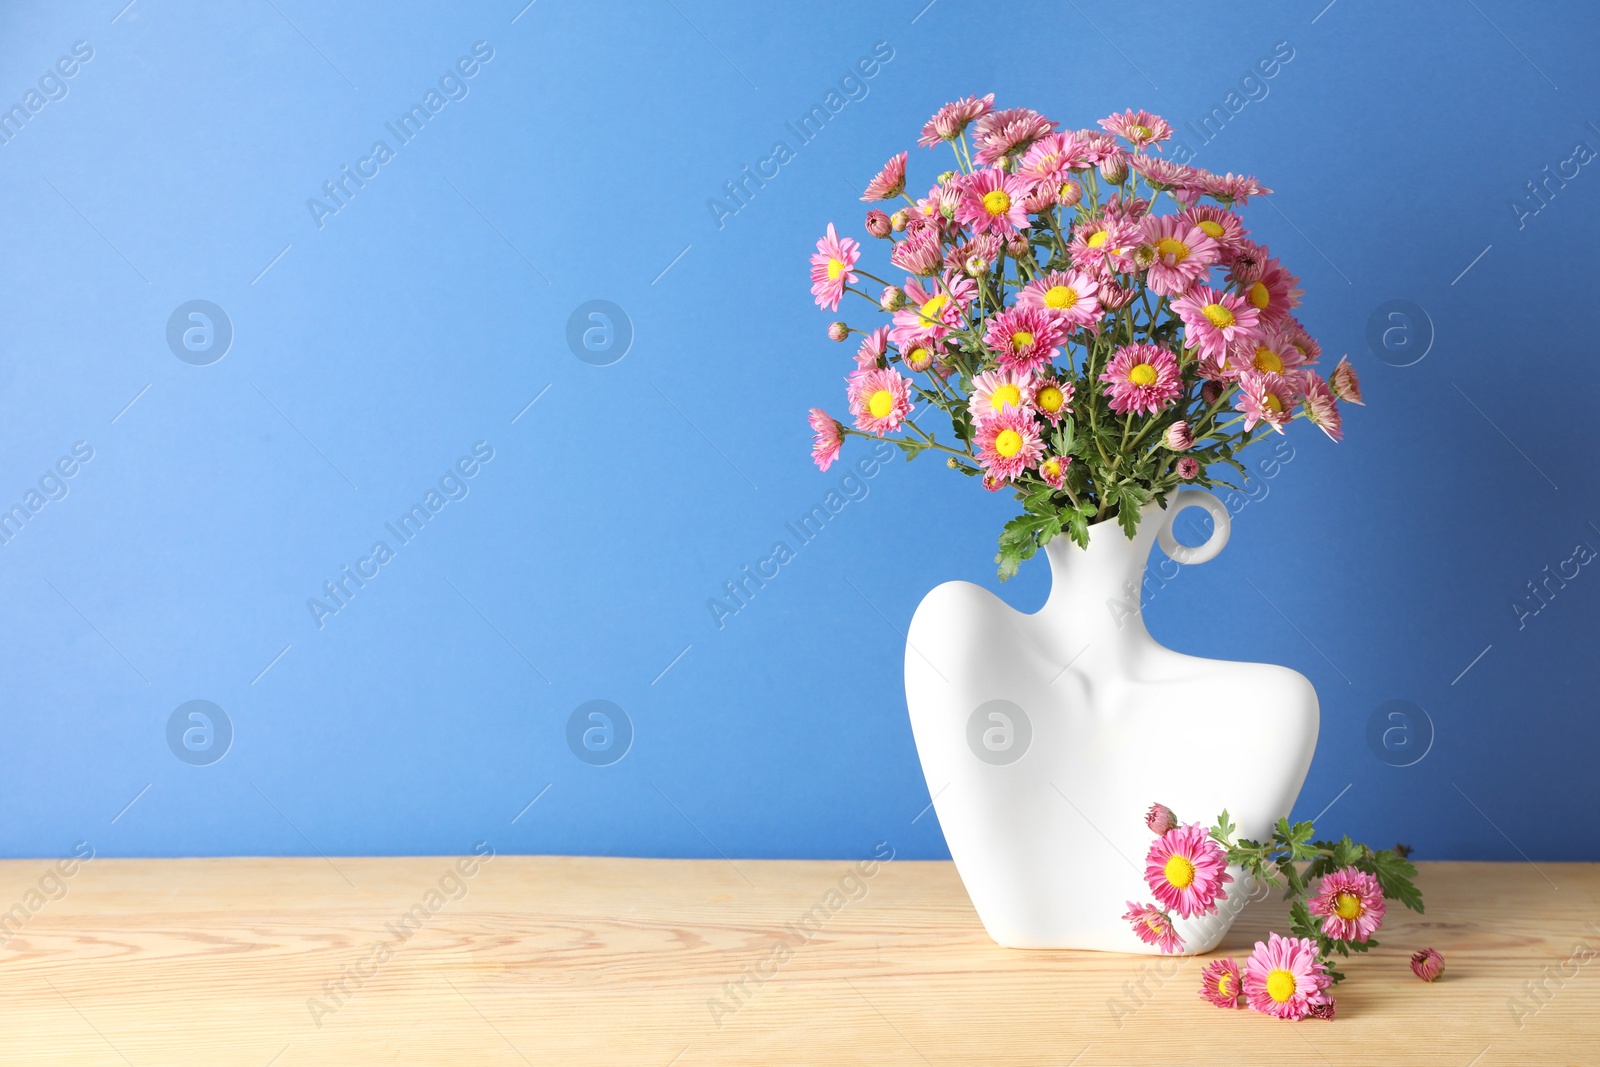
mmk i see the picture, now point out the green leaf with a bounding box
[893,438,934,461]
[1370,849,1425,913]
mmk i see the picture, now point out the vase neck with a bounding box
[1036,505,1162,646]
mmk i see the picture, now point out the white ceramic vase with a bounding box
[904,490,1319,952]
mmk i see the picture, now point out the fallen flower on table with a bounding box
[1122,804,1427,1021]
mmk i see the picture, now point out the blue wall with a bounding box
[2,0,1596,863]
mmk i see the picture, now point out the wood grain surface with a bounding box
[0,855,1592,1065]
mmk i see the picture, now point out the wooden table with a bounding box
[0,856,1591,1064]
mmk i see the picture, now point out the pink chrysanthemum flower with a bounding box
[1131,156,1205,205]
[918,93,994,148]
[846,367,913,437]
[1018,270,1101,329]
[1074,129,1122,165]
[898,332,942,373]
[861,151,908,202]
[1239,253,1302,328]
[890,273,975,345]
[1068,215,1137,277]
[809,223,860,312]
[1235,371,1295,433]
[1101,344,1182,417]
[956,168,1033,235]
[1098,108,1173,150]
[1177,456,1200,480]
[984,306,1065,374]
[1244,933,1331,1020]
[1199,958,1245,1008]
[1232,331,1301,378]
[1330,355,1364,405]
[1038,453,1071,489]
[1180,204,1246,255]
[890,228,944,277]
[1164,420,1194,451]
[1298,370,1343,442]
[1018,132,1093,185]
[1226,239,1268,286]
[1172,286,1261,365]
[1032,376,1074,425]
[1411,948,1445,982]
[855,325,890,369]
[808,409,844,472]
[1122,901,1185,954]
[1138,215,1221,297]
[974,407,1043,482]
[1144,822,1232,918]
[967,367,1036,423]
[1204,172,1272,204]
[972,107,1058,164]
[1309,867,1386,941]
[1280,319,1323,367]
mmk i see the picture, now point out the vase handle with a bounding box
[1157,489,1231,565]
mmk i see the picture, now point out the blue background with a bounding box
[2,0,1595,864]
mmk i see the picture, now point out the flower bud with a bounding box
[1410,948,1444,982]
[1176,456,1200,480]
[827,322,849,343]
[1306,997,1337,1020]
[1200,380,1223,405]
[964,255,990,277]
[1006,232,1031,257]
[880,285,905,311]
[1099,155,1128,184]
[1099,282,1135,310]
[946,456,960,469]
[865,209,892,239]
[889,210,908,232]
[1057,179,1083,208]
[1145,803,1178,834]
[1163,421,1194,451]
[937,170,955,185]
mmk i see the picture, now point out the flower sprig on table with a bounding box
[805,96,1365,580]
[1125,803,1429,1020]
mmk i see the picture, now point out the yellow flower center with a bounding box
[982,189,1012,216]
[1086,229,1109,248]
[1217,973,1236,997]
[1198,219,1225,238]
[990,383,1022,411]
[1144,917,1164,934]
[1129,124,1152,140]
[1011,330,1034,349]
[827,257,845,280]
[1163,854,1196,889]
[1264,393,1283,414]
[1155,237,1190,263]
[920,293,949,322]
[1036,385,1064,412]
[1129,363,1158,387]
[1253,346,1284,374]
[1265,969,1297,1003]
[1044,285,1077,310]
[1333,892,1364,921]
[868,389,894,419]
[1249,281,1271,309]
[1201,303,1235,328]
[1038,152,1059,169]
[908,346,930,367]
[994,429,1023,457]
[1041,457,1061,478]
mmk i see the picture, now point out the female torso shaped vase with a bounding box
[904,490,1319,952]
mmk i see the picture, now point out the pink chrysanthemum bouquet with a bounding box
[806,95,1365,578]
